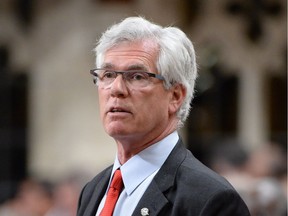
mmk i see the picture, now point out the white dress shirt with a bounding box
[95,131,179,216]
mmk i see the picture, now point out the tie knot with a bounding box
[110,169,123,191]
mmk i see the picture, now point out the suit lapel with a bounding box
[132,181,169,216]
[132,140,187,216]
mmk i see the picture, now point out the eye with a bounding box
[102,70,116,79]
[128,72,149,81]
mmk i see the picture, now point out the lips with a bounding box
[111,108,126,113]
[108,107,131,114]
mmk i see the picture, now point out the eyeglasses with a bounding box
[90,68,165,89]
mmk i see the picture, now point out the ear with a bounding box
[168,84,186,115]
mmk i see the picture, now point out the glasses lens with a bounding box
[92,69,161,88]
[97,69,116,86]
[124,71,150,87]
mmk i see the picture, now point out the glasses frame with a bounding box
[89,68,165,87]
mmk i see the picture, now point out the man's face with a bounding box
[97,40,177,144]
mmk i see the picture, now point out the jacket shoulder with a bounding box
[77,166,112,216]
[155,142,251,215]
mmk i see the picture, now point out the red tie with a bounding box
[100,169,124,216]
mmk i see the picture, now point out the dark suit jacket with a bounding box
[77,140,250,216]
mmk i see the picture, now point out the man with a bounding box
[77,17,250,216]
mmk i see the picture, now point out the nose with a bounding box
[110,74,129,97]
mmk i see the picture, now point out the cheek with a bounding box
[138,93,170,119]
[98,92,107,120]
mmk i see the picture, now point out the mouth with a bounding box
[109,107,131,114]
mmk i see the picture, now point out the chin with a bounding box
[105,126,129,137]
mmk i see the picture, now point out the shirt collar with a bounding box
[111,131,179,195]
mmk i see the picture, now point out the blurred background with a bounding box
[0,0,286,215]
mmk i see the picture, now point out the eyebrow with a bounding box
[101,63,149,72]
[101,63,114,69]
[126,64,149,71]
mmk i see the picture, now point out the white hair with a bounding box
[95,17,197,127]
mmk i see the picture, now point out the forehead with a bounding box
[102,40,159,70]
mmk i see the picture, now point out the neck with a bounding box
[115,121,178,164]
